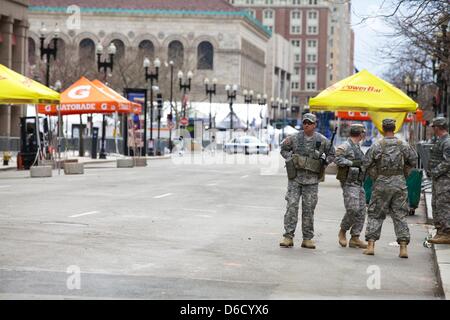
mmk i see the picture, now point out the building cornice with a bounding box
[29,6,272,38]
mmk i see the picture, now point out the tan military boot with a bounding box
[429,234,450,245]
[349,236,368,249]
[279,237,294,248]
[429,229,444,244]
[301,239,316,249]
[399,241,408,258]
[363,240,375,255]
[338,229,347,247]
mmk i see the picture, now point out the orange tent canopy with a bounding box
[91,80,137,114]
[37,77,131,115]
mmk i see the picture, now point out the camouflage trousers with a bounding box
[365,181,410,244]
[283,180,318,240]
[340,184,366,236]
[432,177,450,233]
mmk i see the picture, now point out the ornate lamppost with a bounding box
[143,57,161,156]
[96,42,116,159]
[243,89,254,131]
[204,78,217,131]
[257,93,267,140]
[178,71,193,129]
[226,84,238,139]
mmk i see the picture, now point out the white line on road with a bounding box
[183,208,217,213]
[153,193,173,199]
[195,215,213,218]
[0,185,11,188]
[240,175,249,179]
[206,183,218,186]
[69,211,99,218]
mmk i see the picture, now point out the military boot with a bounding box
[363,240,375,255]
[301,239,316,249]
[429,229,444,244]
[338,229,347,247]
[279,237,294,248]
[428,233,450,245]
[399,241,408,258]
[349,236,368,249]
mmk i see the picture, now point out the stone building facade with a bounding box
[0,0,29,142]
[27,0,271,106]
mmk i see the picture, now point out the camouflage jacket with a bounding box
[334,138,365,186]
[280,130,335,185]
[363,136,418,188]
[429,133,450,181]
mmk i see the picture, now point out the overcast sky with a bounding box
[351,0,396,77]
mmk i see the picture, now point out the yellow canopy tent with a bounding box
[309,69,418,133]
[0,64,60,104]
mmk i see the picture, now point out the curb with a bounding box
[432,244,450,300]
[0,155,171,172]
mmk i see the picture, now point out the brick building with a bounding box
[230,0,354,118]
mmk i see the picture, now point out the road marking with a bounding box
[0,185,11,188]
[240,175,249,179]
[153,193,173,199]
[206,183,218,186]
[183,208,216,213]
[69,211,99,218]
[230,205,279,210]
[195,214,212,218]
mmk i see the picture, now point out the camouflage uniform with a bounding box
[280,116,335,240]
[428,118,450,235]
[335,137,366,237]
[363,131,417,244]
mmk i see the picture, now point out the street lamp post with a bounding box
[39,23,59,158]
[39,23,59,87]
[226,84,238,140]
[165,60,174,153]
[96,42,116,159]
[204,78,217,132]
[243,89,254,131]
[178,71,193,129]
[270,97,280,124]
[257,94,267,140]
[156,93,163,155]
[144,57,161,156]
[404,75,420,100]
[280,99,289,141]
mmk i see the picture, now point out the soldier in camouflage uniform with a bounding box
[427,117,450,245]
[279,113,335,249]
[362,118,417,258]
[334,124,368,249]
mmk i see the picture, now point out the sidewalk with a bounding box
[0,153,171,172]
[423,190,450,300]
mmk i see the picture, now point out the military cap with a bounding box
[303,113,317,124]
[431,117,448,128]
[382,118,396,126]
[350,123,366,135]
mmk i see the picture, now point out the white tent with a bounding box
[283,125,299,135]
[216,111,247,130]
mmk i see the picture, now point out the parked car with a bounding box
[223,136,269,155]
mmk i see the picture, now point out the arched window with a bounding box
[197,41,213,70]
[168,40,184,67]
[111,39,125,62]
[78,38,96,62]
[28,38,36,65]
[55,38,66,62]
[138,40,154,60]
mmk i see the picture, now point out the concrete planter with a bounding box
[133,157,147,167]
[64,163,84,175]
[117,158,135,168]
[30,166,52,178]
[41,159,56,169]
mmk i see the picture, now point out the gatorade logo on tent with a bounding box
[68,85,91,99]
[101,103,107,110]
[45,105,51,112]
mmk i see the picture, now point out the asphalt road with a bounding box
[0,151,443,299]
